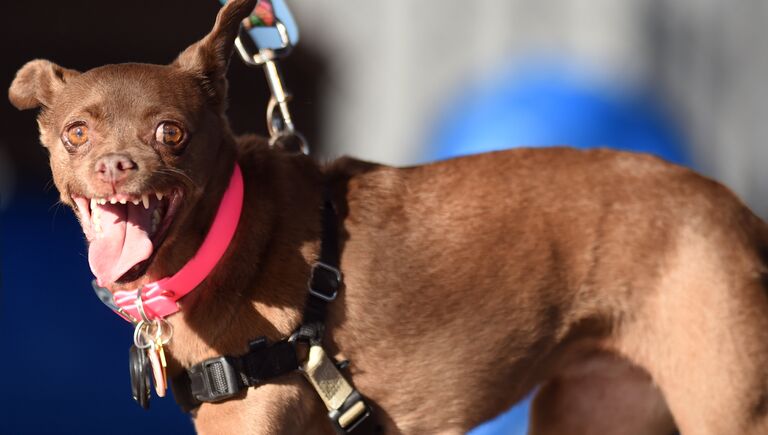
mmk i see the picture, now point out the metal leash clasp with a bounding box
[232,0,308,155]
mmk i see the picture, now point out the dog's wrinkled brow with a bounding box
[81,104,105,121]
[141,107,193,127]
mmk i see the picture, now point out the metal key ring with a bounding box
[135,289,151,323]
[158,318,174,345]
[133,321,153,349]
[152,317,174,345]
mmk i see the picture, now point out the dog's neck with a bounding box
[162,142,326,371]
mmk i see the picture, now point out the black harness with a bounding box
[171,192,372,434]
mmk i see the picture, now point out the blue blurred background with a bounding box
[1,1,766,434]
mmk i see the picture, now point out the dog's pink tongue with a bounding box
[88,203,154,285]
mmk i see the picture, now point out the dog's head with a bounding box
[8,0,258,289]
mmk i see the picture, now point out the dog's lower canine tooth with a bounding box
[143,194,150,209]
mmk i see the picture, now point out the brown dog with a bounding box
[9,0,768,434]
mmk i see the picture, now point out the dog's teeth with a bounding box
[156,192,164,201]
[93,206,102,231]
[90,198,97,212]
[110,198,117,204]
[142,194,150,209]
[119,198,127,205]
[98,198,107,205]
[132,199,140,206]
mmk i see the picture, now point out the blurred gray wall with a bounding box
[292,0,767,217]
[648,0,768,217]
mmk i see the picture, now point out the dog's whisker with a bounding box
[49,201,66,231]
[44,178,56,193]
[155,167,196,190]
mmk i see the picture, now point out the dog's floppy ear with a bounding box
[174,0,258,105]
[8,59,81,110]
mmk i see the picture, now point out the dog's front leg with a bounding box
[192,376,334,435]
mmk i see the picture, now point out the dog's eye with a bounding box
[62,123,89,150]
[155,122,185,147]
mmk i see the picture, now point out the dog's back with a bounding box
[325,146,768,434]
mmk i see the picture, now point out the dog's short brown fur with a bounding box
[9,1,768,434]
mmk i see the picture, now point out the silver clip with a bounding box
[234,21,291,66]
[234,23,309,154]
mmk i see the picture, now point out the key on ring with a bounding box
[148,336,167,397]
[146,319,173,397]
[132,318,173,400]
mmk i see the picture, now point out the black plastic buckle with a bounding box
[189,356,243,403]
[309,262,342,302]
[328,391,371,434]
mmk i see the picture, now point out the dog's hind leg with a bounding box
[620,215,768,435]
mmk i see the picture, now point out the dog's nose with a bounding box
[94,153,138,185]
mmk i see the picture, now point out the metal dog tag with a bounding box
[129,344,151,409]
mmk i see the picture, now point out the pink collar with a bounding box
[111,163,244,322]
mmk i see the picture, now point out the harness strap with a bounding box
[301,190,342,338]
[171,189,372,433]
[177,338,299,407]
[172,192,338,409]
